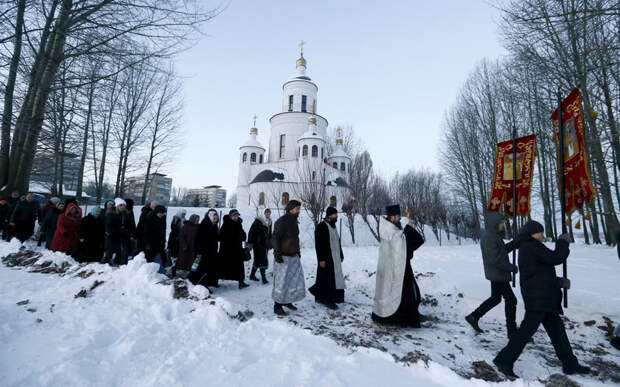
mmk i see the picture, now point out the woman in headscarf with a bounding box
[189,209,220,287]
[40,201,65,249]
[167,208,186,262]
[76,207,105,262]
[174,214,201,276]
[50,203,83,255]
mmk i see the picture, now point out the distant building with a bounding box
[124,173,172,205]
[187,185,227,208]
[30,152,81,192]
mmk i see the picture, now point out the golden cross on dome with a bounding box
[252,115,257,127]
[299,40,305,55]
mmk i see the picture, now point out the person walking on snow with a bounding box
[174,214,201,276]
[372,204,425,328]
[143,205,168,274]
[188,209,220,287]
[309,206,346,310]
[248,208,272,284]
[465,212,519,338]
[50,202,82,255]
[493,221,590,379]
[271,200,305,316]
[9,192,40,243]
[168,208,186,262]
[218,209,249,289]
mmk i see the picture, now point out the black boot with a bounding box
[260,268,268,284]
[283,303,297,311]
[239,281,250,289]
[249,267,259,281]
[493,358,518,380]
[274,302,287,316]
[563,363,591,375]
[465,314,484,333]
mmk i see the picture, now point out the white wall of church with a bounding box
[268,112,328,162]
[281,80,318,113]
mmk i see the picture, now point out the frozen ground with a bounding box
[0,216,619,386]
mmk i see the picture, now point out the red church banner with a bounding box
[551,88,596,215]
[488,134,537,217]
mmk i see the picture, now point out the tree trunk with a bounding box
[76,76,96,201]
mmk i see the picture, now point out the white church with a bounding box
[236,44,351,210]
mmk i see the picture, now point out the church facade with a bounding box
[236,47,351,210]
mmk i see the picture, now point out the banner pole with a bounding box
[512,125,517,288]
[558,89,568,308]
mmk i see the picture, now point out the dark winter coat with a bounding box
[309,219,345,303]
[518,235,570,314]
[189,219,220,286]
[218,215,247,281]
[40,203,55,224]
[105,210,135,249]
[480,212,518,282]
[272,212,300,258]
[50,203,82,254]
[167,215,184,258]
[0,203,9,230]
[143,211,167,262]
[10,199,40,242]
[76,214,105,262]
[40,207,62,248]
[136,205,153,252]
[177,221,199,270]
[248,217,270,269]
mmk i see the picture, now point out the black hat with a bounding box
[229,209,240,217]
[520,220,544,236]
[385,204,401,217]
[154,205,167,214]
[325,207,338,217]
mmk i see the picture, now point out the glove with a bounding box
[511,264,518,274]
[558,277,571,289]
[274,253,283,263]
[558,233,572,243]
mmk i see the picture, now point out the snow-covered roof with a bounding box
[297,130,324,142]
[250,170,286,184]
[29,181,90,197]
[240,138,265,150]
[328,147,350,159]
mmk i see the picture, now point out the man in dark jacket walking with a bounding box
[309,207,345,309]
[493,220,590,379]
[271,200,305,316]
[248,208,272,284]
[218,209,249,289]
[465,212,519,337]
[10,193,40,242]
[143,205,167,274]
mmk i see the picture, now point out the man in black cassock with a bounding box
[372,204,425,328]
[309,207,345,310]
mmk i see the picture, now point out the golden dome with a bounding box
[336,138,343,145]
[308,117,317,124]
[296,54,307,67]
[250,127,258,134]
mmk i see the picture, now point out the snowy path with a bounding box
[1,239,619,386]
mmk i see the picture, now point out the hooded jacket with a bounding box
[50,203,82,253]
[480,212,518,282]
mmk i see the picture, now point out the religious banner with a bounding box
[488,134,537,217]
[551,88,596,215]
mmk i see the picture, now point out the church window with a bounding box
[281,192,289,205]
[301,95,307,112]
[312,171,316,180]
[340,162,346,172]
[332,162,337,169]
[279,134,286,158]
[259,192,265,206]
[259,154,263,163]
[312,145,318,157]
[250,153,256,163]
[321,148,324,159]
[242,153,247,163]
[302,145,308,157]
[312,99,316,113]
[288,95,293,112]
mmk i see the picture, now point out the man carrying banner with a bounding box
[465,212,519,338]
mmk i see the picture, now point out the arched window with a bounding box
[321,148,324,159]
[288,95,293,111]
[312,171,316,180]
[250,153,257,163]
[340,162,346,172]
[302,145,308,157]
[259,192,265,206]
[332,162,338,169]
[330,196,337,207]
[259,154,263,163]
[311,145,318,157]
[281,192,289,205]
[242,153,247,162]
[301,95,307,112]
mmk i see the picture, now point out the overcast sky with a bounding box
[168,0,507,193]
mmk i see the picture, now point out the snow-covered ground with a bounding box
[1,215,619,386]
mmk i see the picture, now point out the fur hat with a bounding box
[114,198,126,207]
[285,200,302,213]
[154,205,167,214]
[385,204,401,217]
[325,206,338,217]
[520,220,544,236]
[229,209,240,217]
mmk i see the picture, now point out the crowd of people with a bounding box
[1,191,618,380]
